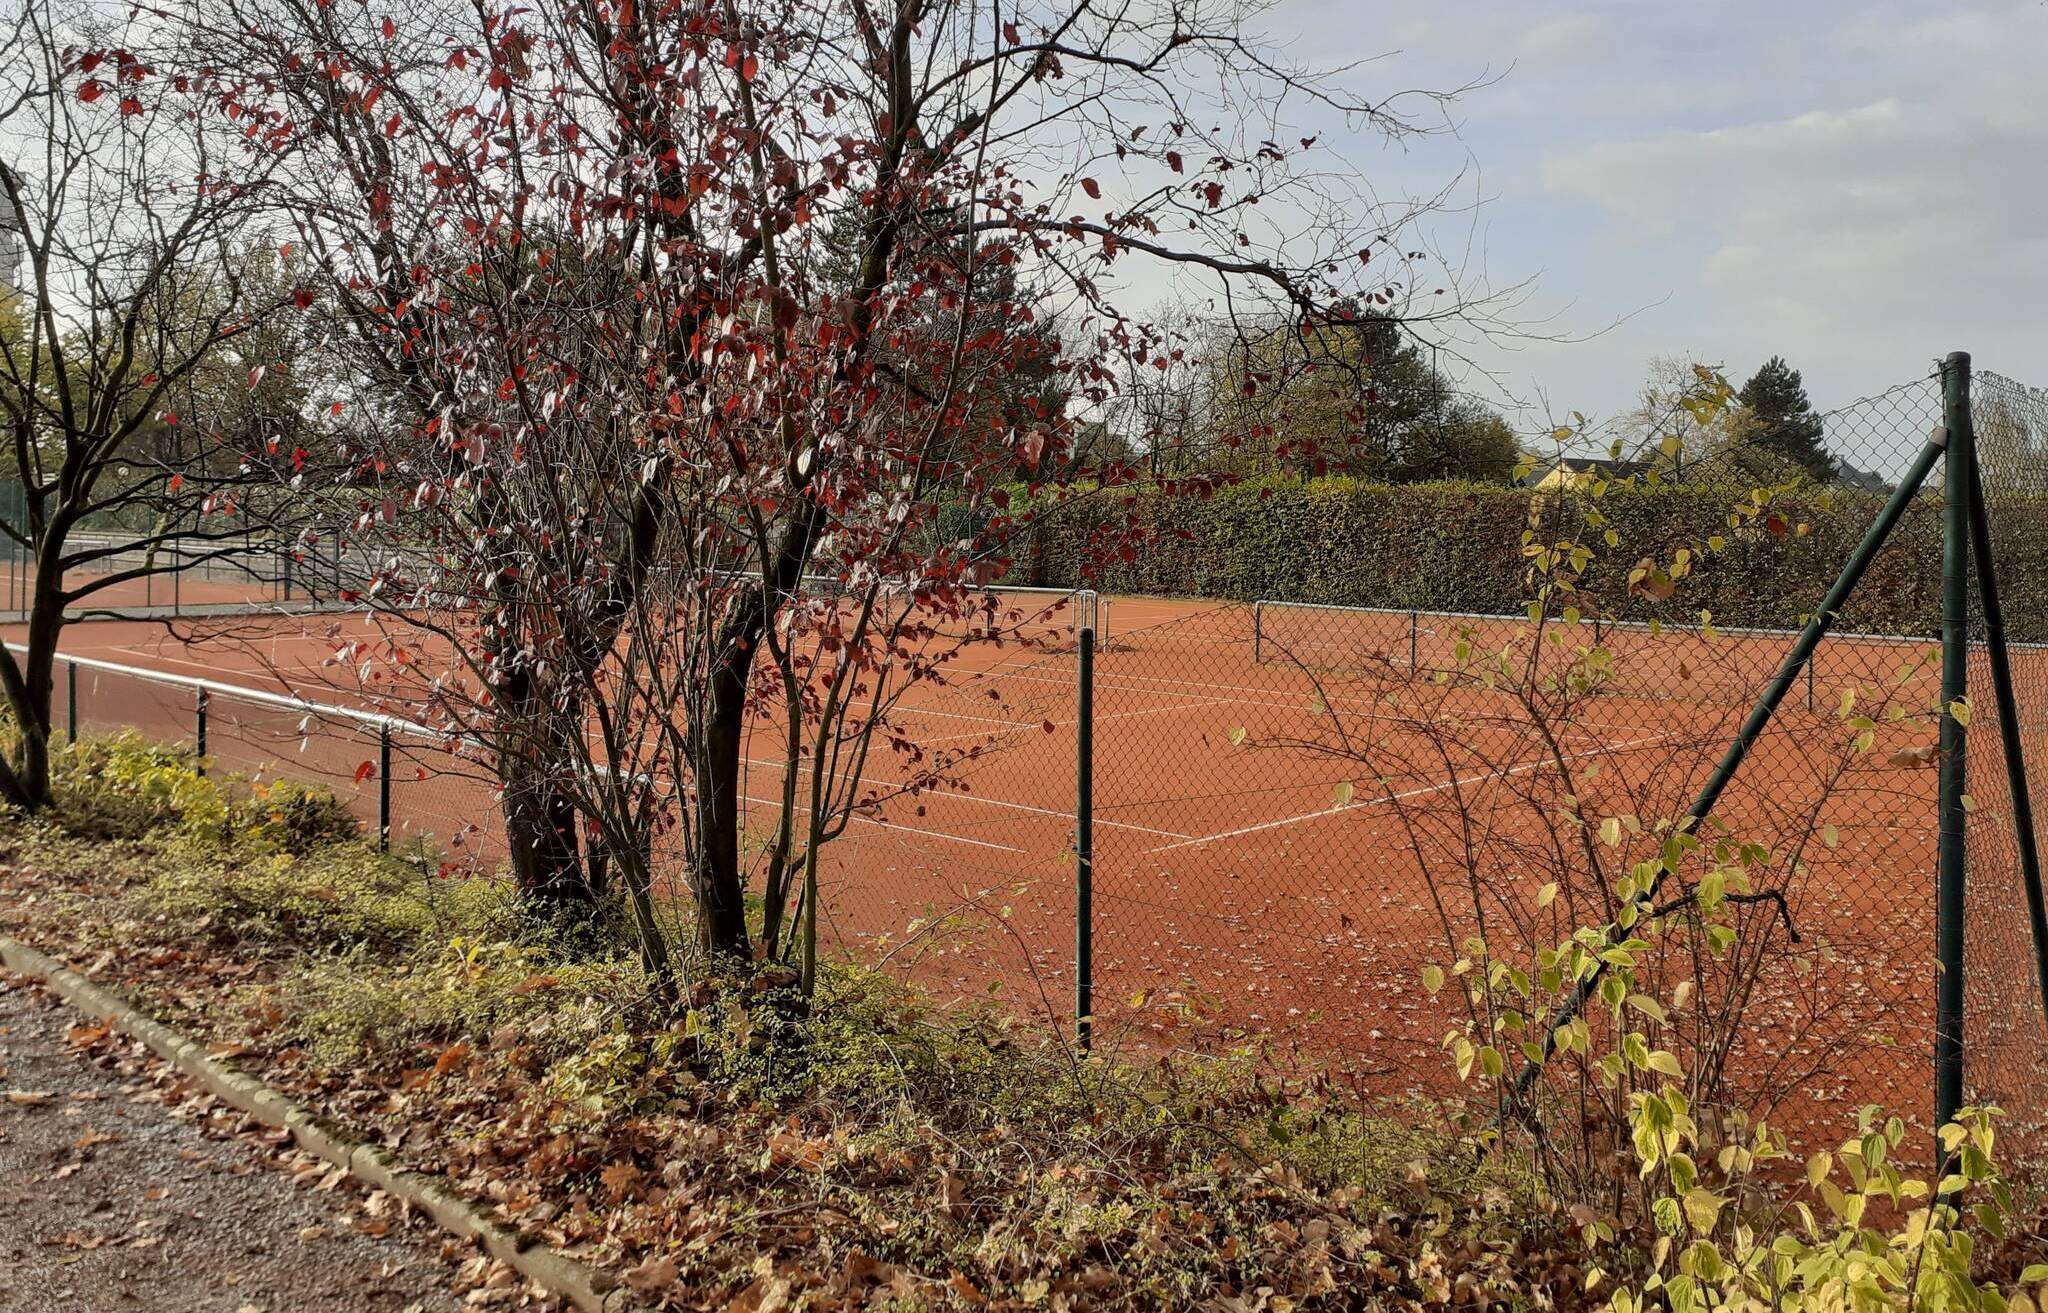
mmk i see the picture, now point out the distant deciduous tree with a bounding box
[0,6,304,810]
[1207,310,1514,483]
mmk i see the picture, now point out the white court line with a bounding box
[1145,729,1681,854]
[739,792,1025,854]
[982,663,1649,745]
[884,703,1039,730]
[914,694,1242,747]
[740,752,1194,840]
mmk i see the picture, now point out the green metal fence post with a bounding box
[378,725,392,852]
[1935,350,1972,1136]
[1076,625,1095,1053]
[66,660,76,744]
[1962,439,2048,1042]
[194,688,208,775]
[1252,601,1263,664]
[1409,611,1420,670]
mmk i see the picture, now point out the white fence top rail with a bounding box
[11,642,441,739]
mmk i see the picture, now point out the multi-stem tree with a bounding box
[0,5,306,809]
[189,0,1487,980]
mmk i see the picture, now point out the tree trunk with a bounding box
[496,667,593,908]
[0,563,64,811]
[502,764,591,905]
[692,627,756,959]
[690,508,822,961]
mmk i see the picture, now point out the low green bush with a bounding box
[284,935,651,1070]
[50,731,223,841]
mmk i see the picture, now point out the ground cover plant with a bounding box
[3,732,2047,1309]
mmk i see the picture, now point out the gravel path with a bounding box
[0,973,471,1312]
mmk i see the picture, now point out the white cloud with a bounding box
[1512,13,1610,67]
[1537,60,2048,399]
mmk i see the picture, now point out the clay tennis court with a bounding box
[13,587,2047,1141]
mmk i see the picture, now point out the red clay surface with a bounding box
[13,592,2048,1155]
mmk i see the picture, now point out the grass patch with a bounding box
[37,728,2038,1310]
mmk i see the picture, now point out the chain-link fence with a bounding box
[21,361,2048,1165]
[1964,369,2048,1149]
[38,646,501,874]
[0,526,435,622]
[813,361,2048,1162]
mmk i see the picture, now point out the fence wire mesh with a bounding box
[0,526,436,622]
[21,362,2048,1165]
[1964,369,2048,1147]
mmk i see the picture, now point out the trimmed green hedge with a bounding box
[1017,476,2048,641]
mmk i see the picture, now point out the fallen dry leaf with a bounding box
[939,1170,969,1222]
[623,1254,679,1292]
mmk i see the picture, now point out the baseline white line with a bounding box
[883,704,1039,730]
[982,664,1668,744]
[1145,730,1681,854]
[912,694,1242,747]
[739,753,1194,840]
[738,792,1025,854]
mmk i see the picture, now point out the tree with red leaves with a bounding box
[177,0,1484,984]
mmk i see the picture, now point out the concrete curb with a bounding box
[0,934,630,1311]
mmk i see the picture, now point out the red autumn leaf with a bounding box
[1165,150,1182,172]
[119,97,142,116]
[78,79,104,103]
[1080,177,1101,200]
[741,54,758,82]
[292,288,315,308]
[354,760,376,784]
[1041,720,1055,734]
[167,473,183,493]
[381,16,396,38]
[1002,21,1020,44]
[1203,181,1223,208]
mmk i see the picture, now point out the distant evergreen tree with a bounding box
[1737,356,1835,481]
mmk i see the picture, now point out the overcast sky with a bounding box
[1237,0,2048,433]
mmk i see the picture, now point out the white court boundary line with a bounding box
[1146,729,1682,854]
[976,663,1634,747]
[739,792,1026,854]
[739,751,1194,840]
[914,694,1244,748]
